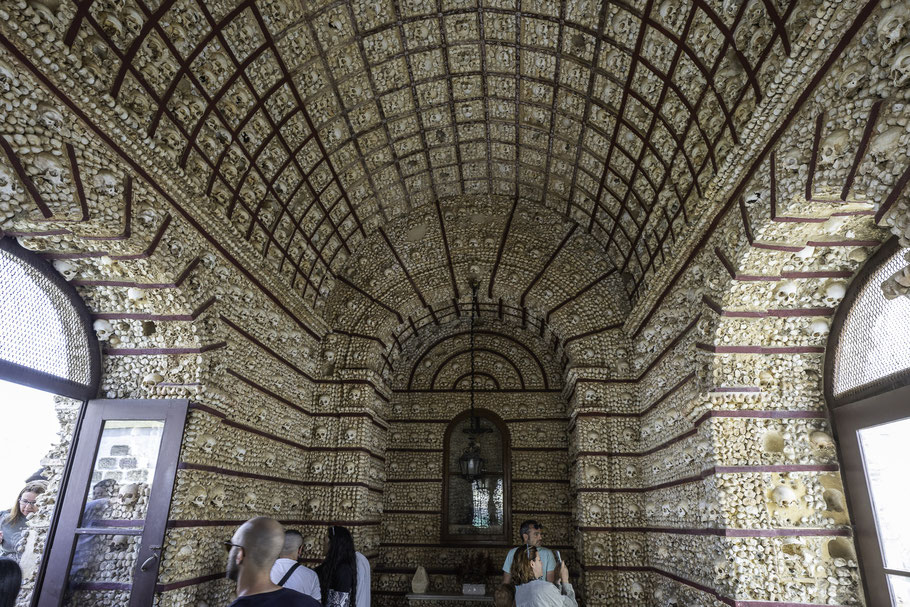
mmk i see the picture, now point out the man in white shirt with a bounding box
[269,530,320,602]
[355,551,370,607]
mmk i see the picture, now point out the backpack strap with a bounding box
[278,562,301,586]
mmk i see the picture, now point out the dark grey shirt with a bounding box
[0,511,28,560]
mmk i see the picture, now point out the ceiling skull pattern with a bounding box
[24,0,802,317]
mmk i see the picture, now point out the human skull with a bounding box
[93,170,120,197]
[583,464,601,483]
[0,57,17,91]
[344,428,356,441]
[303,535,316,552]
[781,149,804,172]
[772,484,799,507]
[0,163,17,196]
[587,502,602,522]
[629,582,644,601]
[307,497,321,514]
[869,126,905,160]
[233,446,247,462]
[243,491,257,510]
[591,542,605,561]
[878,1,910,49]
[343,461,356,475]
[118,483,139,508]
[823,281,847,305]
[820,129,849,165]
[808,319,829,338]
[264,451,276,467]
[776,279,798,300]
[809,430,835,450]
[892,43,910,86]
[34,152,64,187]
[142,373,163,388]
[838,59,870,93]
[645,500,657,517]
[627,540,642,560]
[676,500,689,519]
[36,102,64,130]
[209,485,226,509]
[314,426,328,441]
[53,259,78,281]
[311,460,324,474]
[93,319,113,340]
[713,557,728,579]
[189,485,207,508]
[341,498,354,510]
[197,433,216,454]
[111,534,130,552]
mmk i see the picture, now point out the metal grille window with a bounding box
[0,238,99,400]
[832,245,910,399]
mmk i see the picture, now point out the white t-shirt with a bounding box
[355,552,370,607]
[270,557,321,602]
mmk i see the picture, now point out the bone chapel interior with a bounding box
[1,0,910,604]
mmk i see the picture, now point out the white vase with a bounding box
[411,566,429,594]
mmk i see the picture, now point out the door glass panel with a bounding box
[64,420,164,604]
[79,420,164,524]
[888,574,910,606]
[858,417,910,572]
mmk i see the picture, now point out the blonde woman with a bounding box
[509,546,576,607]
[0,483,45,561]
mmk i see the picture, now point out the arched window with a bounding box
[826,238,910,606]
[442,409,511,544]
[0,237,100,400]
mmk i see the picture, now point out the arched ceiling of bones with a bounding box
[325,196,630,374]
[44,0,796,327]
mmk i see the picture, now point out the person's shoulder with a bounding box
[538,546,554,555]
[281,587,321,606]
[229,588,320,606]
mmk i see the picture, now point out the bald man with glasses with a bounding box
[224,517,320,606]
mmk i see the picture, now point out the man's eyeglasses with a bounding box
[19,498,38,506]
[222,541,243,552]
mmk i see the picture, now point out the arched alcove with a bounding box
[441,408,511,545]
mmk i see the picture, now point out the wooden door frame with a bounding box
[831,384,910,606]
[35,398,188,607]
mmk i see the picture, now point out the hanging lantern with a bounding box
[459,283,488,482]
[459,436,484,481]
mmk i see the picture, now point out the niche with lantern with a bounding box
[441,408,511,544]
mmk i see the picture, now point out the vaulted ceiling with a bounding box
[59,0,791,277]
[17,0,808,345]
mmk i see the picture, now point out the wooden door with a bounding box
[37,399,187,607]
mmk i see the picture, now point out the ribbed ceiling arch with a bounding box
[56,0,793,315]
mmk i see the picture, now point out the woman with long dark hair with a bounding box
[314,526,357,607]
[0,558,22,607]
[0,483,45,561]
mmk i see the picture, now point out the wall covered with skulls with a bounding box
[0,34,389,607]
[372,321,572,603]
[569,0,910,603]
[0,0,909,605]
